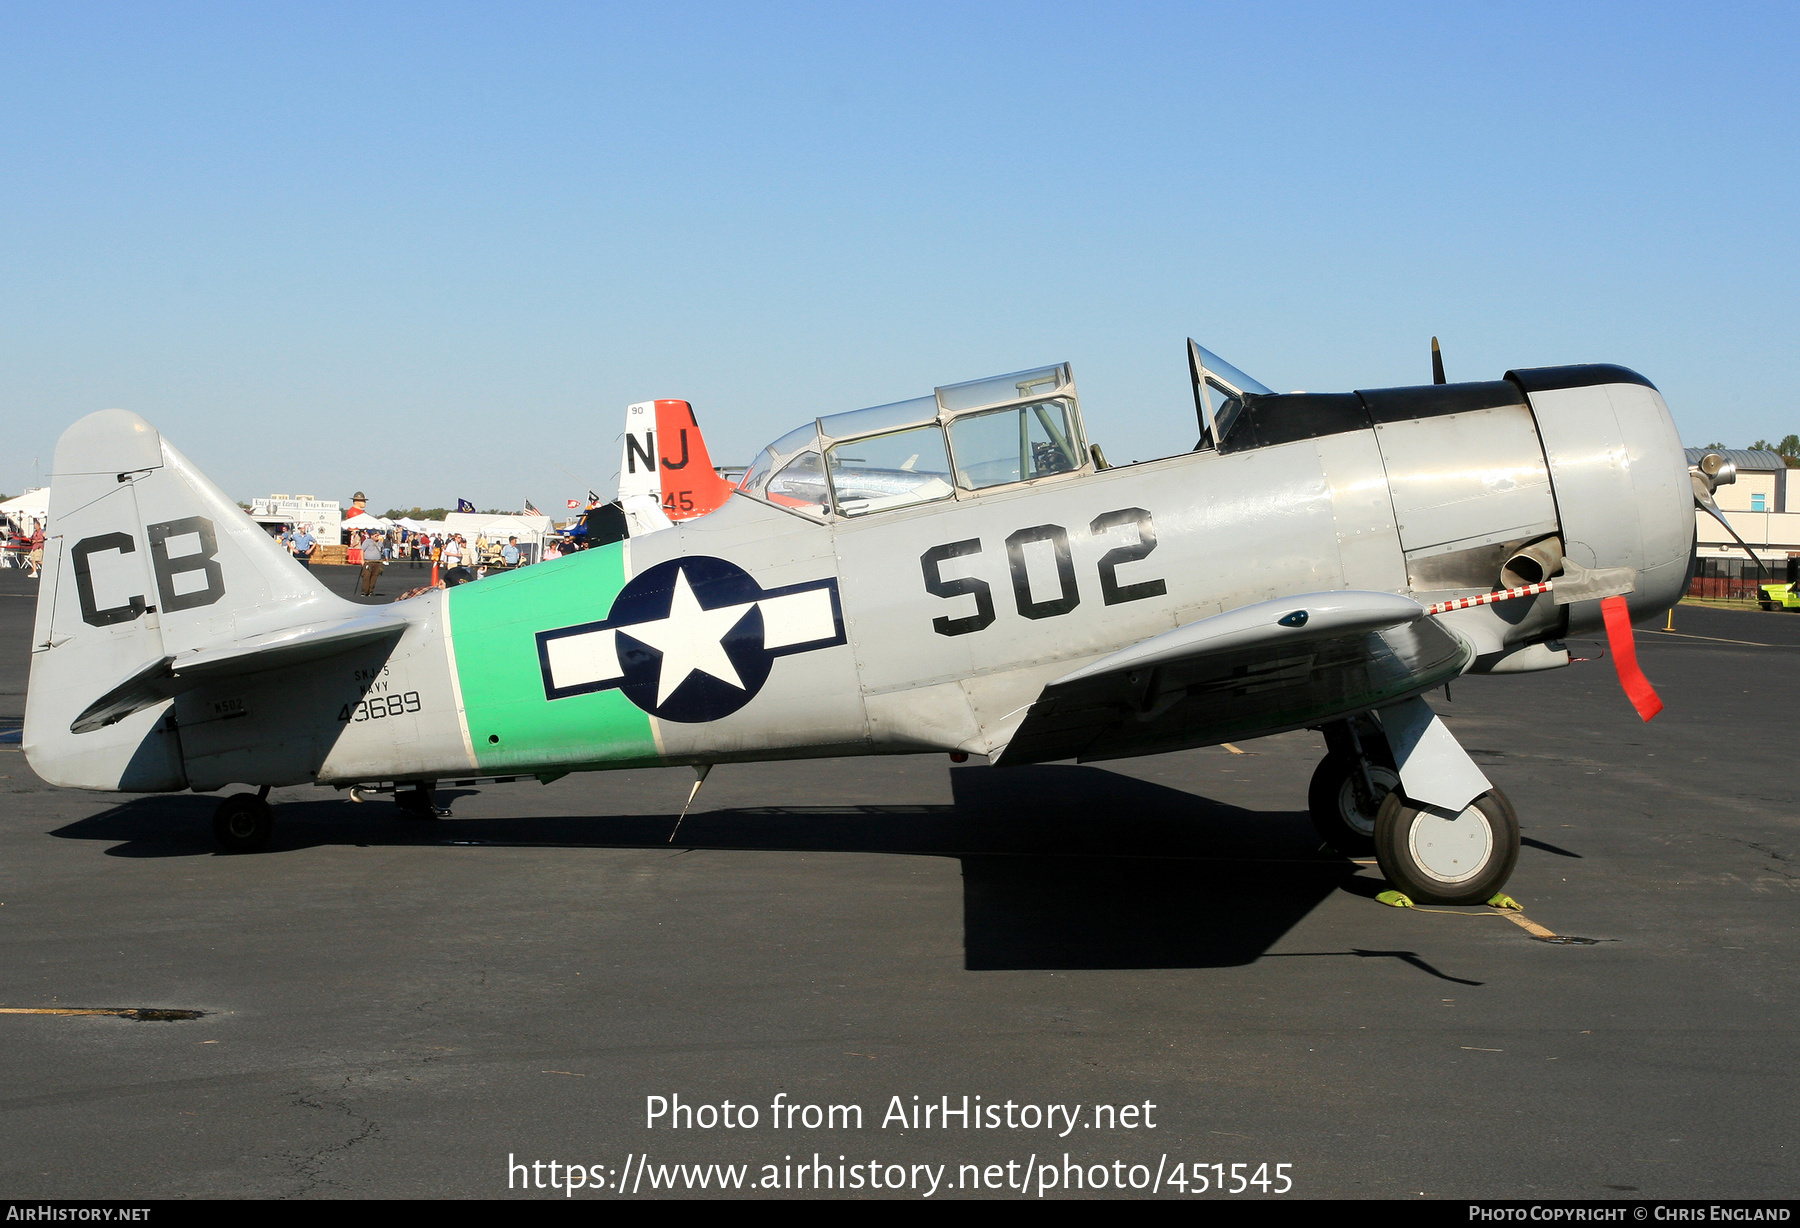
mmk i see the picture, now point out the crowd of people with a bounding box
[328,524,577,598]
[277,524,550,567]
[2,512,580,595]
[344,525,569,569]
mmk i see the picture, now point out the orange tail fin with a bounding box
[652,400,734,520]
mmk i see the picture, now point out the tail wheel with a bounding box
[212,793,274,854]
[1373,787,1520,905]
[395,785,446,820]
[1308,754,1397,856]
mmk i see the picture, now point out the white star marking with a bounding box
[620,568,757,706]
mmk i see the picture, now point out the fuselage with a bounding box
[298,367,1692,790]
[25,366,1694,794]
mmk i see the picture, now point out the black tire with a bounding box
[1307,753,1397,856]
[1373,787,1519,905]
[1761,601,1775,611]
[212,793,274,854]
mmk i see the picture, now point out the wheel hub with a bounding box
[1407,804,1494,883]
[1336,767,1398,837]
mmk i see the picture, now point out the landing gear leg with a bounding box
[1308,716,1398,856]
[396,783,450,820]
[213,791,275,853]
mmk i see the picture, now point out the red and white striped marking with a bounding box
[1425,581,1553,616]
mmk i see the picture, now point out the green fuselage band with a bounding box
[448,544,658,772]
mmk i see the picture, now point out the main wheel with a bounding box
[1373,788,1519,905]
[212,793,274,854]
[1308,753,1398,856]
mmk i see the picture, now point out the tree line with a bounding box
[1699,435,1800,467]
[380,506,509,520]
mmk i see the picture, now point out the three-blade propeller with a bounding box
[1690,451,1766,576]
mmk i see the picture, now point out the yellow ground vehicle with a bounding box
[1760,559,1800,610]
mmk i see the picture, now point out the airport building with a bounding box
[1689,448,1799,597]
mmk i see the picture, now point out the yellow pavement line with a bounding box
[0,1007,203,1020]
[1496,910,1558,939]
[1643,629,1795,648]
[0,1008,136,1017]
[1221,743,1246,754]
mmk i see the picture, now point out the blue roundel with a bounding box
[612,558,773,722]
[535,555,847,724]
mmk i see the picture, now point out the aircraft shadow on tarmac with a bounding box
[54,765,1370,972]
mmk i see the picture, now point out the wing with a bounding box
[993,591,1471,767]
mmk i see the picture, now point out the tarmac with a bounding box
[0,562,1795,1199]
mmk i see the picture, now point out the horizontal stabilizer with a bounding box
[70,614,405,734]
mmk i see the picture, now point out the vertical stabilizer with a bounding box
[617,399,736,535]
[24,409,356,790]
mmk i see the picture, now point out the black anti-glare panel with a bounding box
[1506,363,1657,393]
[1220,393,1370,452]
[1207,367,1654,459]
[1357,380,1526,424]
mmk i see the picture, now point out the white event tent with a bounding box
[341,510,396,533]
[0,489,50,533]
[442,512,552,561]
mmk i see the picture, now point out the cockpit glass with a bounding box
[948,398,1082,490]
[740,423,822,495]
[937,365,1069,414]
[1206,377,1246,442]
[819,396,938,441]
[827,424,955,517]
[1193,347,1273,447]
[1196,346,1275,396]
[765,450,829,517]
[740,449,778,494]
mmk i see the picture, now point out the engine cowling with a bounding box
[1508,364,1694,634]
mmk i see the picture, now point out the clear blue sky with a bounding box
[3,2,1795,509]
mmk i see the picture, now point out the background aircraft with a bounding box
[615,398,735,535]
[23,343,1698,904]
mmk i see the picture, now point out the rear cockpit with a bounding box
[739,363,1094,520]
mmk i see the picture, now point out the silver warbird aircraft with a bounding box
[24,342,1701,904]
